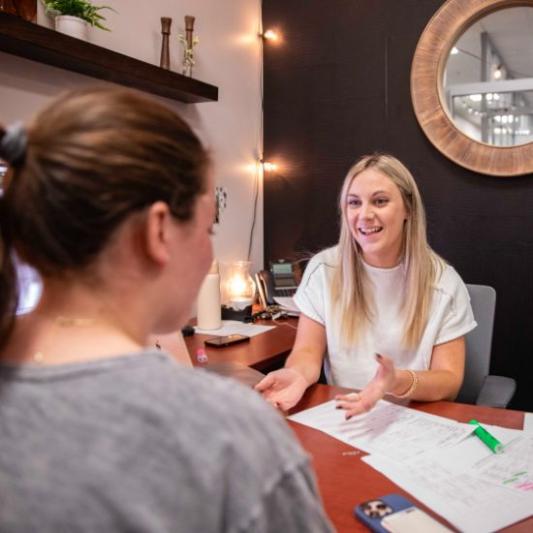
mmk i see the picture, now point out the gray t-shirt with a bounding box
[0,351,333,532]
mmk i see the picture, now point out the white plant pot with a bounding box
[55,15,89,41]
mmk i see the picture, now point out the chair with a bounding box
[456,284,516,408]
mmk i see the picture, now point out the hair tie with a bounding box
[0,122,27,167]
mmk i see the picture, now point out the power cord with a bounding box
[247,0,264,261]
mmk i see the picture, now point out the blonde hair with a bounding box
[331,153,444,348]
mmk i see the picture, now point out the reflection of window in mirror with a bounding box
[443,7,533,147]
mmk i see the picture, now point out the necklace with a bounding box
[32,315,97,364]
[55,315,96,327]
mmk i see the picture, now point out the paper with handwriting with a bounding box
[288,399,473,461]
[475,432,533,492]
[363,426,533,532]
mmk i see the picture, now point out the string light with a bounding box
[261,160,277,172]
[260,29,281,42]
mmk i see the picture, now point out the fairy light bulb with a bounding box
[261,160,277,172]
[262,29,279,42]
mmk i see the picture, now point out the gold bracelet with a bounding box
[391,369,418,399]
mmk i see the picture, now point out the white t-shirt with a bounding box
[294,246,477,389]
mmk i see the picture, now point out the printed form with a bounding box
[475,432,533,492]
[364,427,533,532]
[288,399,473,461]
[289,399,533,532]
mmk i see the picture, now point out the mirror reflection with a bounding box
[443,7,533,147]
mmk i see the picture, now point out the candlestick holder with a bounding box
[160,17,172,69]
[178,15,199,77]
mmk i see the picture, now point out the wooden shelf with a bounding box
[0,12,218,103]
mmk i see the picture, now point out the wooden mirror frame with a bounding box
[411,0,533,177]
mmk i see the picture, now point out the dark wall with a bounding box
[263,0,533,411]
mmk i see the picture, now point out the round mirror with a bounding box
[411,0,533,176]
[443,7,533,147]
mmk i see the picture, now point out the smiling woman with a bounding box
[255,153,477,419]
[345,167,408,269]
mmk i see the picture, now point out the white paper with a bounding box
[290,399,533,531]
[475,433,533,492]
[365,454,533,533]
[523,412,533,433]
[273,296,300,313]
[430,424,523,473]
[363,426,533,533]
[194,320,274,337]
[288,399,473,461]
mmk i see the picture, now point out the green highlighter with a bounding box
[468,419,504,454]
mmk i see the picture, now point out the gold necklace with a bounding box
[32,315,97,364]
[55,315,96,327]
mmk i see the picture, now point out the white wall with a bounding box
[0,0,264,273]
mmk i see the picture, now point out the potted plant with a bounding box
[41,0,114,40]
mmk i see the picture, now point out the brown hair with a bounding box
[0,87,209,345]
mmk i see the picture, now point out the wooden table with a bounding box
[289,384,530,533]
[185,321,530,531]
[185,318,297,372]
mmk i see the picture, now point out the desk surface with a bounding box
[290,384,530,533]
[186,322,530,531]
[185,318,297,371]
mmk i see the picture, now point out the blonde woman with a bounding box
[256,154,476,418]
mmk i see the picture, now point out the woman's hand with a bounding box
[335,353,396,419]
[254,368,310,411]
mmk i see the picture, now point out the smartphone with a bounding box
[204,334,250,348]
[354,494,452,533]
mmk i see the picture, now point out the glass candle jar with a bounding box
[220,261,256,319]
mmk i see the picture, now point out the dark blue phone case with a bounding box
[354,494,414,533]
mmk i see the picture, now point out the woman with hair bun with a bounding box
[256,154,476,418]
[0,87,332,532]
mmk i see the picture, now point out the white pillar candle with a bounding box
[196,261,222,330]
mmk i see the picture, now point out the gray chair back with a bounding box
[456,284,496,404]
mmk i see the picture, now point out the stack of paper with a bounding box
[524,412,533,433]
[195,320,274,337]
[273,297,300,316]
[289,399,533,532]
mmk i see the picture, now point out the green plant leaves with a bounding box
[41,0,115,30]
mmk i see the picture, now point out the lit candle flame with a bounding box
[229,275,247,298]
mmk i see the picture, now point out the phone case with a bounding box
[353,494,419,533]
[380,506,452,533]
